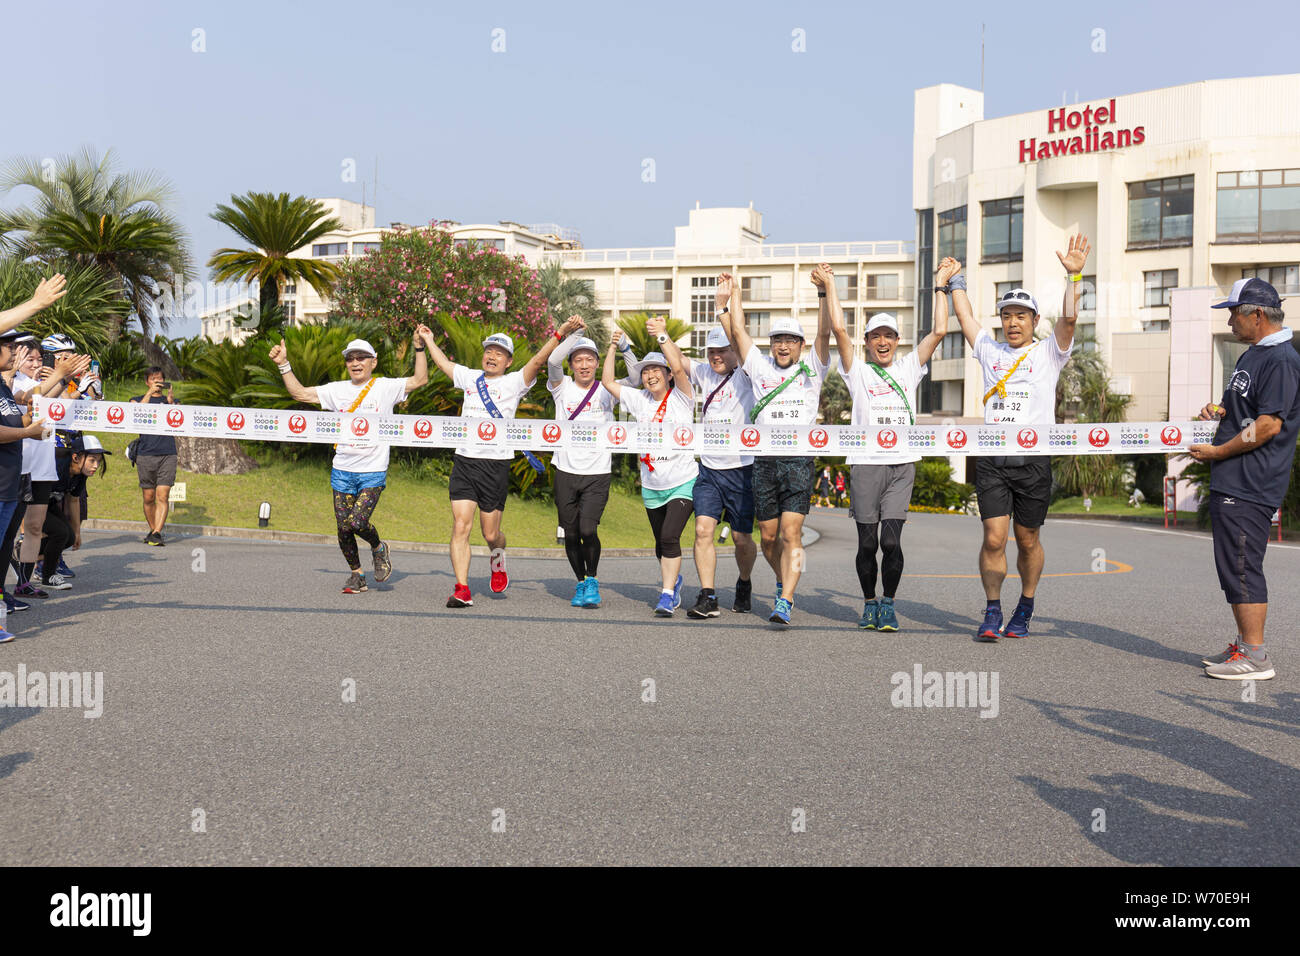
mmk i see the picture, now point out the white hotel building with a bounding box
[912,72,1300,433]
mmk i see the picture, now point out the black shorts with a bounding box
[29,480,55,507]
[1210,492,1274,604]
[752,456,814,523]
[554,469,611,533]
[449,454,510,513]
[974,457,1052,528]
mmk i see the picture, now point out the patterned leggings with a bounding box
[334,487,383,570]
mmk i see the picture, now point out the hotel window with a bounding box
[865,273,900,300]
[1078,275,1097,313]
[690,275,716,327]
[283,300,297,321]
[1242,264,1300,295]
[741,276,772,300]
[939,331,964,360]
[980,197,1024,262]
[746,311,772,338]
[352,241,381,255]
[832,274,857,300]
[1143,269,1178,308]
[644,278,672,304]
[937,207,966,262]
[283,283,296,295]
[691,327,708,351]
[312,242,348,257]
[1218,170,1300,241]
[1127,176,1193,248]
[993,280,1017,315]
[841,307,855,337]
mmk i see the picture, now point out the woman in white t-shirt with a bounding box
[269,327,431,594]
[601,328,697,617]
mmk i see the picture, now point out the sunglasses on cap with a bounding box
[1001,292,1034,303]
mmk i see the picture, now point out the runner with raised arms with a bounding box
[601,325,697,618]
[827,256,958,632]
[424,319,576,607]
[950,234,1090,641]
[547,316,640,609]
[721,267,831,626]
[270,327,431,593]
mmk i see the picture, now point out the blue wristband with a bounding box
[948,274,967,292]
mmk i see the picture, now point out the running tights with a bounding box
[646,499,694,561]
[333,487,383,570]
[39,507,74,585]
[1,500,25,591]
[856,519,905,600]
[563,529,602,580]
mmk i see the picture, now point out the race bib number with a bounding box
[988,388,1031,423]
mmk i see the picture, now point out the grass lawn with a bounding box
[1050,495,1198,521]
[85,381,721,549]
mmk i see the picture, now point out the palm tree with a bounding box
[0,148,192,343]
[536,259,607,351]
[0,256,129,356]
[1052,331,1134,498]
[207,193,344,330]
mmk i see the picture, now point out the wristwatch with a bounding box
[656,332,668,344]
[717,306,729,316]
[817,292,827,298]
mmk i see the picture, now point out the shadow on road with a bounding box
[1017,695,1300,865]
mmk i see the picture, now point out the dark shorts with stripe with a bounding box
[554,469,612,534]
[973,456,1052,528]
[449,454,510,512]
[693,464,754,534]
[1210,492,1274,604]
[752,456,814,523]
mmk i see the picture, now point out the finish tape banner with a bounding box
[35,397,1217,458]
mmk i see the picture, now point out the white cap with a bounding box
[637,351,670,373]
[705,326,731,349]
[483,332,515,356]
[342,338,377,358]
[768,317,805,340]
[864,313,900,336]
[996,288,1039,316]
[568,336,598,359]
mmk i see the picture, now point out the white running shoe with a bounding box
[44,574,73,591]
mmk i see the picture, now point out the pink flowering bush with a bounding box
[332,221,552,345]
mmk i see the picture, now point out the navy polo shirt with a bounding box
[1209,328,1300,509]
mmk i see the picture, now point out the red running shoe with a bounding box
[447,583,473,608]
[489,548,509,593]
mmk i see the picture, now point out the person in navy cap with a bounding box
[1189,277,1300,680]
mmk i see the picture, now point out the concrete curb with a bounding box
[1052,510,1299,542]
[83,518,823,557]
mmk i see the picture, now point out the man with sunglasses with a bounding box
[1188,277,1298,681]
[951,234,1090,641]
[826,257,959,631]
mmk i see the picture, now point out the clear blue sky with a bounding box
[3,0,1295,336]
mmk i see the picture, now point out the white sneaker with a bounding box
[1205,648,1275,680]
[43,574,73,591]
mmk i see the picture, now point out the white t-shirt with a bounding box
[452,364,533,460]
[972,329,1073,425]
[14,372,57,480]
[838,352,928,465]
[548,376,617,475]
[690,361,754,470]
[317,376,408,473]
[742,345,828,426]
[619,387,698,491]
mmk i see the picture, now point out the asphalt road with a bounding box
[2,510,1297,866]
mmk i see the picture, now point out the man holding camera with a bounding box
[129,367,179,546]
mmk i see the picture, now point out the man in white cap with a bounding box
[647,302,757,619]
[825,257,958,631]
[950,233,1090,641]
[270,327,431,593]
[424,317,581,607]
[719,271,831,626]
[546,317,638,608]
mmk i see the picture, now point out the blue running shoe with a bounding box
[4,592,29,613]
[582,577,601,608]
[0,628,13,644]
[858,600,879,630]
[976,605,1003,642]
[56,559,75,579]
[769,596,792,625]
[571,579,588,607]
[876,598,899,632]
[654,592,675,617]
[671,574,683,610]
[1002,603,1033,639]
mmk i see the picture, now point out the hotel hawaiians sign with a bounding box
[1019,99,1145,163]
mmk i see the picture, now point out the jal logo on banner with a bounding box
[166,408,185,429]
[106,406,126,425]
[226,412,245,432]
[1088,426,1110,448]
[288,414,307,434]
[673,426,694,447]
[876,429,898,449]
[1017,428,1038,449]
[740,427,761,448]
[808,428,829,450]
[607,425,628,446]
[946,428,968,450]
[1160,425,1181,446]
[477,421,496,442]
[46,402,66,422]
[413,419,433,439]
[542,424,562,444]
[351,418,369,438]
